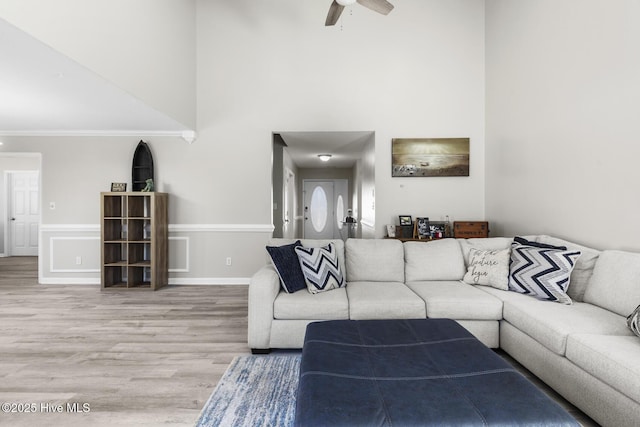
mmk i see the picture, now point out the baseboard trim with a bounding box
[168,224,274,233]
[38,278,250,286]
[170,278,250,285]
[39,278,101,285]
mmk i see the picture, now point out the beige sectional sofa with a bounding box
[248,236,640,427]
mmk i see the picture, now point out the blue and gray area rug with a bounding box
[196,354,300,427]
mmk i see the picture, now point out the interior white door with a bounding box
[9,171,39,256]
[303,181,334,239]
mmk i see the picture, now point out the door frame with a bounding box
[1,152,42,258]
[283,167,296,239]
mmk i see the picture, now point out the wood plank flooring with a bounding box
[0,257,249,427]
[0,257,598,426]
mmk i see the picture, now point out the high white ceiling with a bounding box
[0,18,190,136]
[0,18,368,162]
[279,131,373,169]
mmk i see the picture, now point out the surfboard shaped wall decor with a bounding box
[132,141,155,191]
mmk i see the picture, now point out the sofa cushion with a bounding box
[532,236,600,302]
[583,250,640,318]
[404,239,465,282]
[266,240,306,293]
[462,248,510,290]
[476,284,537,305]
[295,243,345,294]
[458,237,513,266]
[406,280,503,320]
[508,237,580,305]
[346,282,426,320]
[503,298,633,356]
[345,239,404,282]
[274,288,349,320]
[566,334,640,404]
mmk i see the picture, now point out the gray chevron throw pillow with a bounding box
[508,237,581,304]
[628,305,640,337]
[295,242,345,294]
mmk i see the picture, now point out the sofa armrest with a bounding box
[248,265,281,350]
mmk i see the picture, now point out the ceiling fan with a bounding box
[325,0,394,26]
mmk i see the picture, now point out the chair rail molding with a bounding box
[38,223,273,285]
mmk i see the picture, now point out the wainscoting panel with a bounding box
[169,236,189,273]
[39,223,274,285]
[49,236,100,273]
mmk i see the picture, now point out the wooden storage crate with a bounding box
[453,221,489,238]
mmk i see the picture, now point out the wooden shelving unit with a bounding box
[100,192,168,290]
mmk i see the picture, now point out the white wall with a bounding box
[485,0,640,251]
[0,0,196,128]
[198,0,486,236]
[0,0,486,283]
[357,136,376,238]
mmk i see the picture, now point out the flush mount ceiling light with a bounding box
[336,0,356,5]
[318,154,332,162]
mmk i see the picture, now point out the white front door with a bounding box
[303,181,334,239]
[9,171,39,256]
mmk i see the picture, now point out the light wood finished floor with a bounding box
[0,257,598,426]
[0,257,250,427]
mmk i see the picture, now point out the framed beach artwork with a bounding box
[392,138,470,177]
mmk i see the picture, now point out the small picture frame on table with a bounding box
[398,215,412,226]
[414,217,430,239]
[111,182,127,192]
[386,224,396,238]
[429,222,447,239]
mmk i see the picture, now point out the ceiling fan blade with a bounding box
[356,0,394,15]
[325,1,345,26]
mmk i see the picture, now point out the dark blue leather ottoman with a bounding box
[295,319,579,426]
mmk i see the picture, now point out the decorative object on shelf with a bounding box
[340,208,357,240]
[132,140,155,191]
[395,225,413,239]
[429,221,447,239]
[453,221,489,238]
[398,215,412,226]
[392,138,470,177]
[111,182,127,192]
[386,224,396,238]
[344,209,355,223]
[444,215,452,238]
[413,217,430,239]
[325,0,394,26]
[140,178,154,192]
